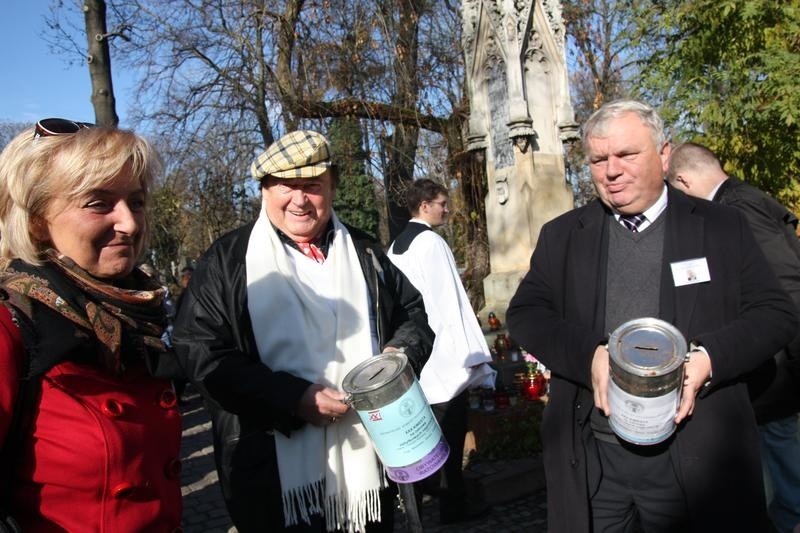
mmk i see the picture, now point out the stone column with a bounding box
[462,0,578,321]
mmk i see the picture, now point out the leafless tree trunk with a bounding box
[380,0,423,240]
[268,0,442,240]
[83,0,119,126]
[444,116,489,310]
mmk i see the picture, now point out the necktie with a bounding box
[619,213,646,232]
[296,241,326,263]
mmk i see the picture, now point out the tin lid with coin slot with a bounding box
[342,351,413,410]
[609,317,687,377]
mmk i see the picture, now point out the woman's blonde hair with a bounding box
[0,125,162,265]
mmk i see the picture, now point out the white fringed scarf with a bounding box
[245,209,385,532]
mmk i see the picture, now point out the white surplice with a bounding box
[388,219,495,404]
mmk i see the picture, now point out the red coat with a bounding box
[0,305,183,532]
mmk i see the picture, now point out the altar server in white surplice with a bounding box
[388,178,495,525]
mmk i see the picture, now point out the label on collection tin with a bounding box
[608,380,679,445]
[356,380,442,467]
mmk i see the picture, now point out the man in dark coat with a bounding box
[507,100,797,532]
[667,141,800,532]
[173,130,434,532]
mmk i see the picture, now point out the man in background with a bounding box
[388,178,495,525]
[667,141,800,533]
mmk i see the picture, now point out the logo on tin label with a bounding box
[368,409,383,422]
[399,399,416,417]
[393,469,410,482]
[625,400,644,414]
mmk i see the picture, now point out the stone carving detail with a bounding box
[505,16,516,45]
[461,0,481,71]
[495,173,510,205]
[465,0,574,164]
[541,0,566,48]
[483,36,505,71]
[486,0,504,31]
[487,60,514,170]
[523,30,549,73]
[513,0,533,47]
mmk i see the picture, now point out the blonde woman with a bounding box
[0,119,182,531]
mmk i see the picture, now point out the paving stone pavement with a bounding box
[180,390,548,532]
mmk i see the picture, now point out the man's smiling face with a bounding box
[262,171,335,242]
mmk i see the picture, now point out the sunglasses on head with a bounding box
[33,118,95,140]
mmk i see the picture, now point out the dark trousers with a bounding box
[430,389,470,519]
[590,438,689,533]
[228,479,396,533]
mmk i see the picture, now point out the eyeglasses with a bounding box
[33,118,94,140]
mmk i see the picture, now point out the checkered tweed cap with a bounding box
[250,130,332,180]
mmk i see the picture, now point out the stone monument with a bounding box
[462,0,578,320]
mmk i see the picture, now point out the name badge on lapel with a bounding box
[670,257,710,287]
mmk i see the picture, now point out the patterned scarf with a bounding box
[0,251,168,376]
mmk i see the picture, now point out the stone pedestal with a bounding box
[482,150,572,321]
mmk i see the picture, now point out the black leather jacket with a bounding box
[172,221,433,525]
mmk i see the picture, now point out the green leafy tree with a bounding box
[638,0,800,212]
[328,117,380,237]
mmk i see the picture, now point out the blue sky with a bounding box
[0,3,133,126]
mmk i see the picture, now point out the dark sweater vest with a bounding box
[591,213,666,442]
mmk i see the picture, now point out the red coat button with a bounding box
[100,399,124,418]
[111,482,136,499]
[159,389,177,409]
[165,458,182,479]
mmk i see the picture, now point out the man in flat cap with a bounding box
[173,130,434,532]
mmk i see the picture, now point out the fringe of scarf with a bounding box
[282,480,383,533]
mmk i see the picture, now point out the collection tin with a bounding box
[342,352,449,483]
[607,318,687,445]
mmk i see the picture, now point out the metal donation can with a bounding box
[607,318,687,445]
[342,351,449,483]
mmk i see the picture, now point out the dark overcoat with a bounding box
[507,186,798,532]
[714,177,800,422]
